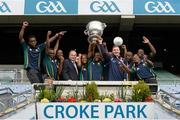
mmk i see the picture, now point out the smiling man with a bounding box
[19,21,46,84]
[97,36,129,81]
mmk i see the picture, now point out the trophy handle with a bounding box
[84,30,88,35]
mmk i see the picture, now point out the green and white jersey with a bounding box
[21,41,45,70]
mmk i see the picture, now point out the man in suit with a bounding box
[62,50,79,80]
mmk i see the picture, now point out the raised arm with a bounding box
[76,54,82,68]
[97,36,112,60]
[19,21,28,43]
[144,55,154,68]
[143,36,156,55]
[102,42,108,53]
[45,31,61,53]
[45,31,53,53]
[49,33,59,43]
[121,45,127,58]
[87,43,96,59]
[54,32,64,53]
[96,36,106,55]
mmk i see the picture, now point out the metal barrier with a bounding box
[33,80,158,86]
[155,89,180,115]
[32,80,158,95]
[0,87,33,117]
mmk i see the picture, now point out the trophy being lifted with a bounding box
[84,20,106,44]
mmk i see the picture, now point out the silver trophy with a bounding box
[84,20,106,44]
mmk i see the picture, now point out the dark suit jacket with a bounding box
[62,59,79,80]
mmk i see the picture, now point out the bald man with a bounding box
[62,50,79,80]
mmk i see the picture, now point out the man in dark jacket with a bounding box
[97,36,129,81]
[62,50,79,80]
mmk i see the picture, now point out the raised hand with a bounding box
[75,56,80,63]
[57,31,66,39]
[46,31,52,41]
[121,44,126,49]
[19,21,29,42]
[22,21,29,28]
[78,53,82,59]
[47,31,52,36]
[96,35,103,44]
[142,36,150,44]
[143,55,148,61]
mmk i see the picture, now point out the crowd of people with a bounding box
[19,21,157,84]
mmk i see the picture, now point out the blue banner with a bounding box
[2,0,180,15]
[24,0,78,15]
[134,0,180,15]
